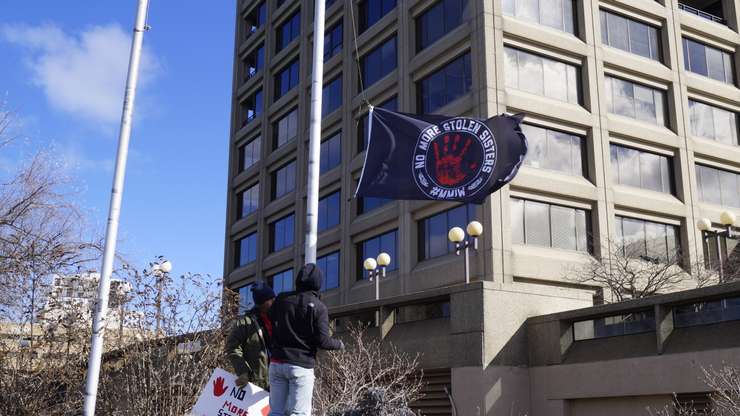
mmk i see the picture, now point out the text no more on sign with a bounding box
[191,368,270,416]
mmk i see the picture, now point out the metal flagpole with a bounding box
[83,0,150,413]
[304,0,327,264]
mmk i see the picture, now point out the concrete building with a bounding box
[223,0,740,414]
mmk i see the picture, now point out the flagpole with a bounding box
[83,0,149,413]
[304,0,327,264]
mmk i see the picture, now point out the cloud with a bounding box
[1,23,161,126]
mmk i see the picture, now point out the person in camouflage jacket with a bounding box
[225,282,275,390]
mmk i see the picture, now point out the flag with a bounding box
[355,108,528,203]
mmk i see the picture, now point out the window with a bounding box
[418,52,473,113]
[521,124,585,176]
[270,214,295,252]
[674,296,740,328]
[359,0,397,32]
[573,310,655,340]
[235,233,258,268]
[358,196,393,215]
[502,0,576,34]
[683,38,734,84]
[702,230,739,271]
[241,89,263,126]
[269,269,294,295]
[238,283,255,313]
[237,184,260,219]
[244,45,265,81]
[689,100,739,146]
[320,132,341,173]
[610,144,673,194]
[504,47,580,105]
[324,23,342,61]
[317,251,340,291]
[604,76,667,126]
[419,204,477,260]
[318,191,341,232]
[238,137,261,172]
[360,37,397,89]
[272,160,297,199]
[276,11,301,52]
[274,108,298,148]
[245,3,267,36]
[600,10,660,61]
[395,301,450,323]
[416,0,467,51]
[695,164,740,208]
[615,216,680,262]
[275,59,300,99]
[357,230,398,279]
[359,96,397,151]
[511,198,590,252]
[322,77,342,116]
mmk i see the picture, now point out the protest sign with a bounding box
[191,368,270,416]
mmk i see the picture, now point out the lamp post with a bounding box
[448,221,483,284]
[152,259,172,335]
[364,252,391,301]
[697,210,737,283]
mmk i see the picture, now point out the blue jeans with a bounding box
[269,363,315,416]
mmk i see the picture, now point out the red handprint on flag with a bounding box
[433,134,475,186]
[213,376,228,397]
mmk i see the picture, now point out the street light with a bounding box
[697,210,737,283]
[364,252,391,301]
[448,221,483,284]
[151,258,172,335]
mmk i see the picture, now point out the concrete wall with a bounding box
[568,395,672,416]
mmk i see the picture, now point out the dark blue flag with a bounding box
[355,108,528,203]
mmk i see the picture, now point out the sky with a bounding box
[1,1,236,281]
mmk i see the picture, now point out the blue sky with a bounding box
[1,1,236,280]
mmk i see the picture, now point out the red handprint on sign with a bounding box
[261,405,271,416]
[433,134,475,186]
[213,376,228,397]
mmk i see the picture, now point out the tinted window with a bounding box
[236,233,258,267]
[237,184,260,219]
[419,204,477,260]
[320,132,342,173]
[683,38,734,84]
[274,108,298,148]
[604,76,667,126]
[574,311,656,340]
[239,136,261,172]
[241,89,263,126]
[689,100,739,146]
[521,124,585,176]
[615,215,681,262]
[511,198,590,252]
[245,3,267,36]
[270,269,294,295]
[416,0,467,50]
[600,10,660,60]
[324,23,343,61]
[322,77,342,116]
[271,214,295,252]
[238,283,255,313]
[674,296,740,328]
[318,191,341,232]
[360,37,397,89]
[275,59,300,99]
[504,47,580,104]
[610,144,673,194]
[245,44,265,81]
[359,96,398,151]
[360,0,397,32]
[503,0,576,34]
[317,251,340,291]
[696,164,740,208]
[273,160,297,199]
[358,229,398,279]
[418,52,472,113]
[277,11,301,52]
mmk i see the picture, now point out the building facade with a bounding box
[223,0,740,413]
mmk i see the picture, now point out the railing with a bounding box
[678,3,726,25]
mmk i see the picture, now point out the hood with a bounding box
[295,263,322,292]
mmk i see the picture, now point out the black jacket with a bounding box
[270,264,342,368]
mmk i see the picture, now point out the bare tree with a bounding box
[567,239,716,303]
[650,365,740,416]
[313,323,425,416]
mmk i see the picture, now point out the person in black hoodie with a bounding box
[268,263,344,416]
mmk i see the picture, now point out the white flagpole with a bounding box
[83,0,149,413]
[305,0,327,264]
